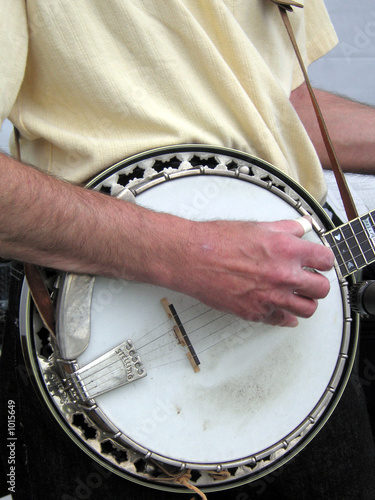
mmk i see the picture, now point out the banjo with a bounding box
[19,145,375,495]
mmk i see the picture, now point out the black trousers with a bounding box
[1,262,375,500]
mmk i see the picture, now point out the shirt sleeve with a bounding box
[0,0,28,125]
[292,0,339,89]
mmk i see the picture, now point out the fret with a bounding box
[345,221,368,268]
[341,224,365,262]
[351,219,374,263]
[330,248,349,276]
[325,228,358,275]
[324,211,375,277]
[360,212,375,247]
[370,209,375,224]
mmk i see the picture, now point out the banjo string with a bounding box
[83,312,246,390]
[138,313,239,365]
[136,309,234,356]
[135,302,217,349]
[83,322,247,391]
[134,305,228,355]
[150,319,249,371]
[82,279,339,390]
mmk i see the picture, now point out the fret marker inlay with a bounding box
[323,209,375,278]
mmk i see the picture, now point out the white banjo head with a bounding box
[20,146,357,493]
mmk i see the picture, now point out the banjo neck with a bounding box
[324,209,375,277]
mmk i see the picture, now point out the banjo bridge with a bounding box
[161,297,201,373]
[66,340,147,401]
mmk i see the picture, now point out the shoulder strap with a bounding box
[271,0,358,221]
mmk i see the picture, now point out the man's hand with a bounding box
[168,218,334,328]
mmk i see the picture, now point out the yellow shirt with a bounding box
[0,0,337,201]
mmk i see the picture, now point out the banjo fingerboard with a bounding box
[324,210,375,278]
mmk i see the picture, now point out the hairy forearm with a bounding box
[0,152,193,286]
[291,83,375,174]
[0,152,334,327]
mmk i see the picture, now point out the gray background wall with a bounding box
[310,0,375,105]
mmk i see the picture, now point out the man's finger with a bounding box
[263,309,299,328]
[264,216,313,238]
[294,216,313,235]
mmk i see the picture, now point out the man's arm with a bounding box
[0,151,333,327]
[291,82,375,174]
